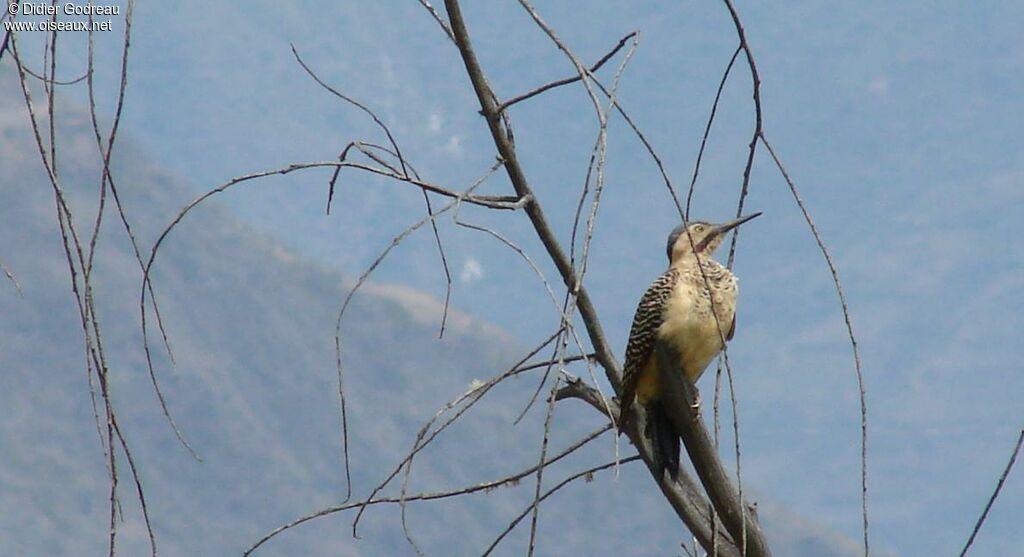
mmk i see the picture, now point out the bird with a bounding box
[619,213,761,479]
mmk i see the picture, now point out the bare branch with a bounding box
[554,375,613,420]
[244,424,612,556]
[443,0,620,390]
[20,63,89,85]
[291,43,461,328]
[353,326,563,536]
[721,0,763,271]
[959,428,1024,557]
[554,378,742,556]
[291,44,409,177]
[10,5,159,554]
[655,342,772,557]
[496,31,638,113]
[482,456,643,555]
[686,44,742,220]
[334,161,504,505]
[526,375,562,556]
[417,0,455,42]
[760,133,868,556]
[0,258,23,296]
[0,8,12,61]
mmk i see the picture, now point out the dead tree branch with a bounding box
[496,31,638,113]
[555,378,741,556]
[958,428,1024,557]
[656,342,772,557]
[245,423,614,555]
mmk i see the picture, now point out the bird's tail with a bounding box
[646,400,680,480]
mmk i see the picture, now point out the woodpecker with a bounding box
[619,213,761,478]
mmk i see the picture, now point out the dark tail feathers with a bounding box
[646,400,680,480]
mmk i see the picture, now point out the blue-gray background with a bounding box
[2,1,1021,555]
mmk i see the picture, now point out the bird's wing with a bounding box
[726,314,736,341]
[619,268,680,422]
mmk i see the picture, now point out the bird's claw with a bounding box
[690,390,702,410]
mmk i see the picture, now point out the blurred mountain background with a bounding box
[2,1,1022,555]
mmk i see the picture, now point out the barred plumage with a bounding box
[619,267,681,421]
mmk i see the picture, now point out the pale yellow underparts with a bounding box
[635,256,736,403]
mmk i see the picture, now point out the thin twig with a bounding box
[456,199,597,428]
[291,44,409,185]
[12,25,127,557]
[722,0,763,272]
[959,428,1024,557]
[567,26,640,434]
[113,420,157,556]
[417,0,455,41]
[84,3,194,476]
[0,7,14,61]
[526,375,563,556]
[90,3,160,553]
[528,36,684,219]
[21,63,88,85]
[513,0,626,445]
[352,327,563,536]
[334,163,503,506]
[0,258,23,296]
[495,31,638,113]
[11,9,160,554]
[482,456,642,555]
[760,133,868,556]
[244,424,612,556]
[686,44,742,220]
[327,154,520,210]
[421,188,453,339]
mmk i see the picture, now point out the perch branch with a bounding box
[655,341,772,557]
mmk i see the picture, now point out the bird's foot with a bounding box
[690,389,702,410]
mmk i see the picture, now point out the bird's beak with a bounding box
[714,212,762,236]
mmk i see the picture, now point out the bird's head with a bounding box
[666,213,762,264]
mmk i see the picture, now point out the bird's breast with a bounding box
[656,272,736,382]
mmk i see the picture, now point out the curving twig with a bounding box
[20,64,89,85]
[958,428,1024,557]
[417,0,455,42]
[496,31,638,113]
[9,5,159,555]
[760,133,868,556]
[685,44,742,220]
[721,0,763,272]
[244,424,612,556]
[482,456,643,555]
[712,1,868,553]
[354,326,562,536]
[292,44,409,178]
[0,258,22,296]
[525,374,563,556]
